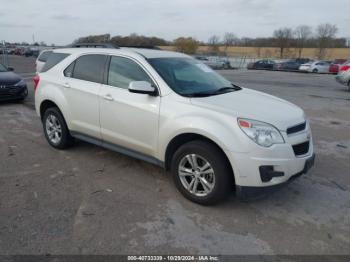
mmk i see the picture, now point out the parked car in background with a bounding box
[299,61,331,73]
[274,58,312,71]
[247,60,275,70]
[14,48,24,56]
[338,60,350,72]
[0,63,28,101]
[195,56,231,69]
[335,69,350,91]
[36,50,53,73]
[274,60,300,71]
[329,59,347,74]
[24,48,34,57]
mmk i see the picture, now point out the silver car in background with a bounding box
[299,61,330,73]
[195,56,231,69]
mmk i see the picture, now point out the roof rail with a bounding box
[69,43,120,49]
[120,45,161,50]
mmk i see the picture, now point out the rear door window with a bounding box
[41,53,70,72]
[71,54,108,83]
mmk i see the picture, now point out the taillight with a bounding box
[340,65,350,72]
[33,75,40,91]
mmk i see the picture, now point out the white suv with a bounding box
[34,47,315,205]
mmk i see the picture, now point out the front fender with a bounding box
[157,112,251,162]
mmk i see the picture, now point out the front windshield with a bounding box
[0,64,8,72]
[148,57,238,97]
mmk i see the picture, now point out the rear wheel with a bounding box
[312,69,318,73]
[170,140,233,205]
[42,107,74,149]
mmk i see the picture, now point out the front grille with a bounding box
[287,122,306,135]
[293,141,310,156]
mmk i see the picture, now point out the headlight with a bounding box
[14,79,26,86]
[238,118,284,147]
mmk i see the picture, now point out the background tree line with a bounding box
[75,23,348,59]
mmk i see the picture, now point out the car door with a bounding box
[99,55,160,157]
[255,61,263,69]
[63,54,108,139]
[319,62,330,73]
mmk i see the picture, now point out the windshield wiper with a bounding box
[182,85,242,97]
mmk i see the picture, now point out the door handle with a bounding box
[103,94,114,101]
[63,82,70,88]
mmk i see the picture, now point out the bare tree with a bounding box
[294,25,312,58]
[316,23,338,59]
[273,27,293,58]
[208,35,220,54]
[223,32,238,52]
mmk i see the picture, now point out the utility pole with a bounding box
[1,40,9,67]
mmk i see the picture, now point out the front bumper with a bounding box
[236,154,315,200]
[0,85,28,101]
[223,124,314,199]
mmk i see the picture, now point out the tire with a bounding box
[348,81,350,92]
[42,107,74,149]
[312,69,318,73]
[170,140,233,205]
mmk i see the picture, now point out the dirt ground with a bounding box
[0,57,350,256]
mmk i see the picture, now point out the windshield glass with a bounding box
[148,57,238,97]
[0,64,8,72]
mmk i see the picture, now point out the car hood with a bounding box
[0,71,22,86]
[190,88,305,131]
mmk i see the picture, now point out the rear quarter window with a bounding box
[41,53,70,72]
[38,50,53,62]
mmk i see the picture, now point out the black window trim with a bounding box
[104,54,161,96]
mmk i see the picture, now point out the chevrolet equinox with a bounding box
[34,47,315,205]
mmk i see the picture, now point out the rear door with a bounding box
[99,55,160,156]
[63,54,108,139]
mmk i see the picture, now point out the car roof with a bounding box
[52,47,189,59]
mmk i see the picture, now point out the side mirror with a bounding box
[128,81,157,96]
[7,67,14,71]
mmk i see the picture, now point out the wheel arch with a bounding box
[164,132,235,184]
[39,100,66,122]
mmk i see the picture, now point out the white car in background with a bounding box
[299,61,330,73]
[34,47,315,205]
[36,49,53,73]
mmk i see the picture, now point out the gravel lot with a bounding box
[1,56,350,256]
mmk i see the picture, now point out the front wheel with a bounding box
[312,69,318,73]
[170,140,233,205]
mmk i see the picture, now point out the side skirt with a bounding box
[70,131,165,168]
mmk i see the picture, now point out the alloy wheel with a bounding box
[45,114,62,145]
[178,154,215,197]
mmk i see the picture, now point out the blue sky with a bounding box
[0,0,349,45]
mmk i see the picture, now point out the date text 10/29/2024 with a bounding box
[127,255,220,261]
